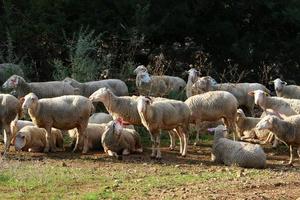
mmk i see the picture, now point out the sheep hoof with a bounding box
[169,146,175,151]
[150,155,156,159]
[287,162,294,167]
[181,154,186,157]
[122,149,130,155]
[136,148,143,153]
[193,141,200,146]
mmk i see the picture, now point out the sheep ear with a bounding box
[248,91,255,96]
[264,92,270,96]
[268,80,274,85]
[282,81,287,85]
[207,128,215,133]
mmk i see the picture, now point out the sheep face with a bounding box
[2,75,21,89]
[134,65,147,74]
[89,88,110,102]
[248,90,267,107]
[187,68,199,83]
[15,132,26,151]
[22,93,38,110]
[137,96,151,113]
[273,78,287,92]
[256,116,274,130]
[208,125,228,138]
[101,120,123,153]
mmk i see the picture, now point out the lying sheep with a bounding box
[185,91,238,141]
[248,90,300,116]
[192,77,270,116]
[22,93,94,153]
[9,120,34,145]
[88,112,113,124]
[0,94,22,156]
[134,65,186,97]
[209,125,266,168]
[137,96,190,158]
[236,109,276,146]
[256,115,300,165]
[101,119,143,159]
[271,78,300,99]
[15,126,63,152]
[2,75,79,98]
[68,123,106,153]
[63,77,128,97]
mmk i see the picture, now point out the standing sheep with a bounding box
[2,75,79,98]
[101,119,143,159]
[22,93,94,153]
[137,96,190,158]
[256,115,300,165]
[209,125,266,168]
[270,78,300,99]
[0,94,22,156]
[185,91,238,142]
[0,63,24,86]
[63,77,128,97]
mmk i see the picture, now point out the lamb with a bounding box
[0,94,22,156]
[2,75,79,98]
[14,126,63,152]
[209,125,266,168]
[63,77,128,97]
[134,65,186,97]
[248,90,300,116]
[271,78,300,99]
[88,112,113,124]
[68,123,106,152]
[101,119,143,159]
[137,96,190,158]
[185,91,238,142]
[192,77,270,116]
[22,93,94,153]
[256,115,300,165]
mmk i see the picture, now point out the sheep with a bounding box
[137,96,190,159]
[88,112,113,124]
[185,91,238,142]
[68,123,106,152]
[236,109,277,146]
[0,63,24,86]
[15,126,63,152]
[22,92,94,153]
[209,125,266,168]
[2,75,79,98]
[9,120,34,145]
[134,65,186,97]
[192,77,270,116]
[0,94,22,156]
[101,119,143,159]
[256,115,300,165]
[63,77,128,97]
[89,88,179,151]
[248,90,300,116]
[270,78,300,99]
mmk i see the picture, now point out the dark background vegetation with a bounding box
[1,0,300,88]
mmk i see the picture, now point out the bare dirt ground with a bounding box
[1,140,300,200]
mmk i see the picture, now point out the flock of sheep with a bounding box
[1,64,300,169]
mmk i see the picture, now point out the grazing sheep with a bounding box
[248,90,300,116]
[89,112,113,124]
[256,115,300,165]
[15,126,63,152]
[137,96,190,158]
[192,77,270,116]
[68,123,106,153]
[9,120,34,145]
[101,119,143,159]
[0,94,22,156]
[22,93,94,153]
[236,109,276,146]
[0,63,24,86]
[209,125,266,168]
[185,91,238,142]
[63,77,128,97]
[2,75,79,98]
[271,78,300,99]
[134,65,186,97]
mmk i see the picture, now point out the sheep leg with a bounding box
[155,133,161,159]
[179,127,188,157]
[173,129,183,154]
[168,130,176,150]
[3,124,11,156]
[150,134,157,159]
[297,147,300,158]
[288,145,294,166]
[194,120,201,146]
[45,127,57,152]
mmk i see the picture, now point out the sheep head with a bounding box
[134,65,148,74]
[22,93,38,110]
[207,125,228,138]
[256,115,275,131]
[273,78,287,92]
[63,77,81,88]
[236,108,246,118]
[89,87,111,102]
[14,131,27,151]
[2,74,23,89]
[187,68,200,83]
[137,96,152,113]
[138,72,151,85]
[248,90,269,108]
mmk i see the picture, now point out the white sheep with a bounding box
[209,125,266,168]
[0,63,24,86]
[192,77,270,116]
[185,91,238,141]
[256,115,300,165]
[137,96,190,159]
[9,120,34,145]
[271,78,300,99]
[248,90,300,116]
[101,119,143,159]
[0,94,22,156]
[63,77,128,97]
[22,93,94,153]
[2,75,79,98]
[88,112,113,124]
[15,126,64,152]
[134,65,186,97]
